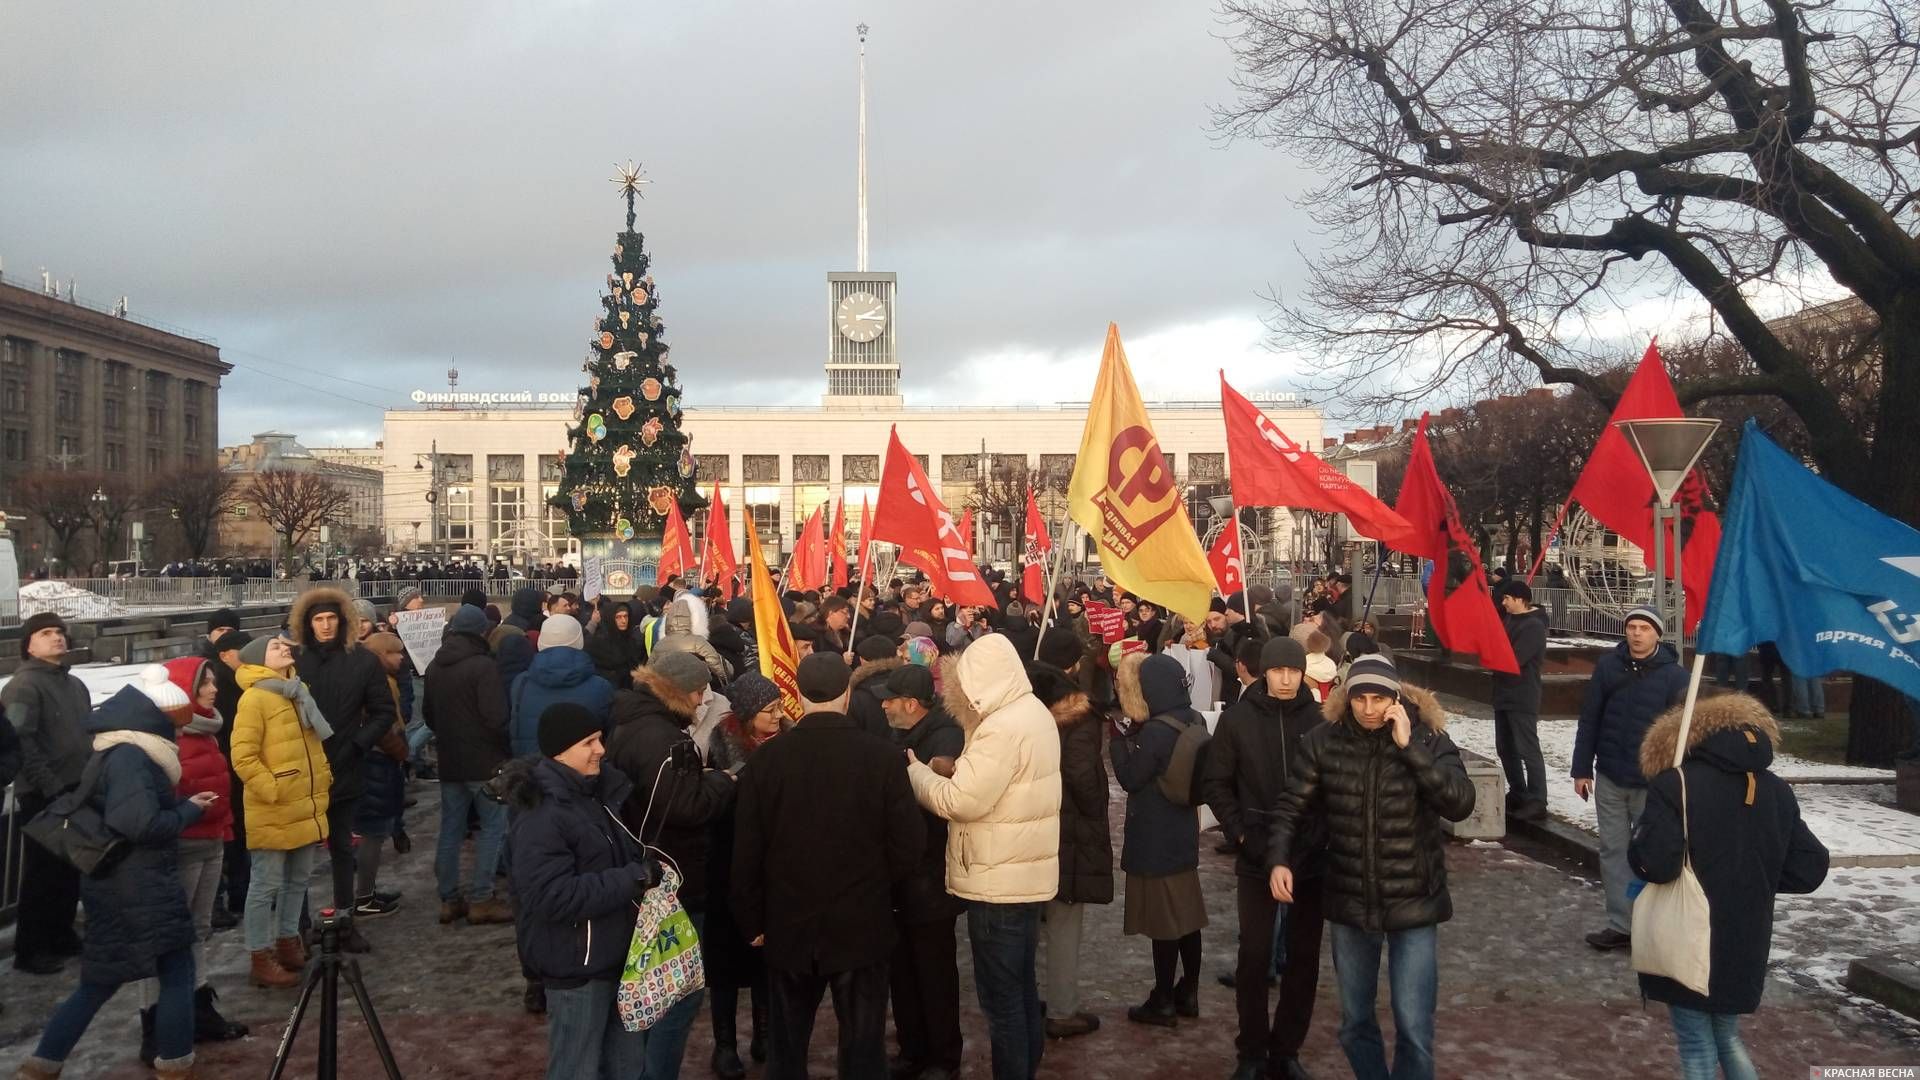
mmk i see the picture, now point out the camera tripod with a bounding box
[266,908,404,1080]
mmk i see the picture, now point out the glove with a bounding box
[632,859,665,901]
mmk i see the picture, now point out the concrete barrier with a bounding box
[1445,749,1507,841]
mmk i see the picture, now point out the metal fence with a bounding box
[1346,577,1633,639]
[1,577,589,627]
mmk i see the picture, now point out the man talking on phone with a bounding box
[1569,606,1688,952]
[1263,655,1474,1080]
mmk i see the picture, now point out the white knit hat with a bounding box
[539,613,585,651]
[135,664,190,715]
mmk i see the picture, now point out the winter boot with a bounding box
[711,1005,746,1079]
[750,996,769,1063]
[465,897,514,925]
[273,936,308,972]
[1126,989,1178,1028]
[139,1007,158,1067]
[1174,975,1201,1018]
[192,986,248,1042]
[13,1057,61,1079]
[152,1051,195,1080]
[438,899,469,924]
[250,949,299,990]
[1272,1058,1315,1080]
[1227,1059,1265,1080]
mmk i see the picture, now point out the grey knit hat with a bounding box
[649,650,712,693]
[1344,655,1401,700]
[727,672,782,721]
[1623,605,1665,637]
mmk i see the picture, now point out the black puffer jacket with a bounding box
[0,657,93,800]
[893,705,966,923]
[1266,683,1476,932]
[1202,679,1326,880]
[1492,607,1549,714]
[291,587,397,803]
[502,757,656,988]
[605,669,736,912]
[423,630,510,784]
[1027,661,1113,905]
[1631,694,1829,1014]
[78,687,204,985]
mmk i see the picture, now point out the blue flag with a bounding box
[1697,421,1920,698]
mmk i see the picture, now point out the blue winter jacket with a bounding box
[509,648,615,757]
[1571,641,1689,788]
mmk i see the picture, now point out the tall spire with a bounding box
[856,22,870,273]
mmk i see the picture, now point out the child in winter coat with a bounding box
[1302,631,1338,702]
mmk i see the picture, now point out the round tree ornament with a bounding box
[641,377,663,401]
[615,516,636,541]
[631,287,649,306]
[587,413,607,443]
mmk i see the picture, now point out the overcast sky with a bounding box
[2,3,1335,446]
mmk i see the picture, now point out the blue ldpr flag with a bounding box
[1697,421,1920,698]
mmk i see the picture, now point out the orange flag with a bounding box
[700,482,740,601]
[829,498,850,590]
[657,499,695,583]
[746,524,803,719]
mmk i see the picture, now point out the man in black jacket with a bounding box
[291,586,398,952]
[1495,581,1551,821]
[425,604,513,925]
[1266,656,1475,1080]
[605,649,737,1079]
[732,653,925,1080]
[2,613,91,974]
[875,664,965,1080]
[502,704,663,1080]
[1202,637,1326,1080]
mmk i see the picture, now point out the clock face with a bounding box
[835,291,887,343]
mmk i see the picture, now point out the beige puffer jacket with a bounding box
[908,634,1061,903]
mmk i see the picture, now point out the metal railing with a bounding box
[2,577,586,627]
[1343,577,1634,639]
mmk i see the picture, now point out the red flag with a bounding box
[871,427,998,607]
[1391,415,1519,674]
[788,504,827,593]
[958,509,975,558]
[657,499,695,583]
[1021,489,1052,605]
[829,498,849,590]
[1207,518,1244,596]
[857,497,874,581]
[1220,372,1412,544]
[1570,343,1722,632]
[700,482,739,601]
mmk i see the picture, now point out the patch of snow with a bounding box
[1549,636,1619,649]
[0,662,150,704]
[1770,865,1920,1006]
[16,580,127,621]
[1467,839,1504,848]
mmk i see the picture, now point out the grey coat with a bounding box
[1,658,93,800]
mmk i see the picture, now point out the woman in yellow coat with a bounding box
[228,633,332,990]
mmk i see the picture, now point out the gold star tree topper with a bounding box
[611,160,652,199]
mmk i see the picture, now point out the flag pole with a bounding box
[1525,493,1576,584]
[845,523,877,647]
[1034,516,1077,659]
[1361,539,1385,625]
[1219,417,1256,629]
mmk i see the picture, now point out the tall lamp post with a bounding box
[1613,417,1721,644]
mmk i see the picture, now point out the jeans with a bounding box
[641,911,707,1080]
[33,945,195,1067]
[1042,899,1085,1019]
[1493,709,1548,806]
[141,838,224,1006]
[406,675,432,761]
[246,845,317,952]
[1790,674,1826,717]
[1667,1005,1757,1080]
[1594,774,1649,934]
[436,781,508,903]
[544,979,646,1080]
[967,901,1044,1080]
[1235,873,1325,1062]
[766,960,890,1080]
[1329,923,1438,1080]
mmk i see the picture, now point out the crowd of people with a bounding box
[0,558,1831,1080]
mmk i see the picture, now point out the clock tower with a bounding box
[824,23,902,408]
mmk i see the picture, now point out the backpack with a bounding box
[1150,712,1211,807]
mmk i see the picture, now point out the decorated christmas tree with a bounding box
[551,162,705,593]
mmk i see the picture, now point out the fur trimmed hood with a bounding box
[1319,680,1447,733]
[628,666,698,720]
[1114,652,1149,722]
[662,593,710,640]
[936,634,1034,732]
[850,656,904,693]
[1639,692,1780,779]
[288,586,359,651]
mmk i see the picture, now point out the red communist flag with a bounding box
[857,496,874,581]
[1391,415,1520,674]
[829,497,850,590]
[1021,488,1052,605]
[788,504,827,593]
[700,482,739,601]
[1208,517,1244,596]
[1570,342,1722,632]
[658,498,695,583]
[958,509,975,559]
[871,427,998,607]
[1220,372,1412,545]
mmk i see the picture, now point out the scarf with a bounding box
[253,677,336,741]
[92,730,183,785]
[185,706,224,737]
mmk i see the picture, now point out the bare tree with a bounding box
[147,469,242,559]
[12,470,96,573]
[86,474,142,567]
[249,468,353,558]
[1220,0,1919,764]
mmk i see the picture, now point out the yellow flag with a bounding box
[745,523,803,720]
[1068,324,1218,625]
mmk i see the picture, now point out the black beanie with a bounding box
[460,588,489,611]
[208,608,240,634]
[1038,627,1084,671]
[19,613,66,659]
[538,702,602,759]
[1260,636,1307,673]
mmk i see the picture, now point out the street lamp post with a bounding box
[1613,417,1722,643]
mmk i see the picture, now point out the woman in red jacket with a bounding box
[134,660,249,1064]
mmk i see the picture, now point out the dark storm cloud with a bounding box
[0,2,1320,444]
